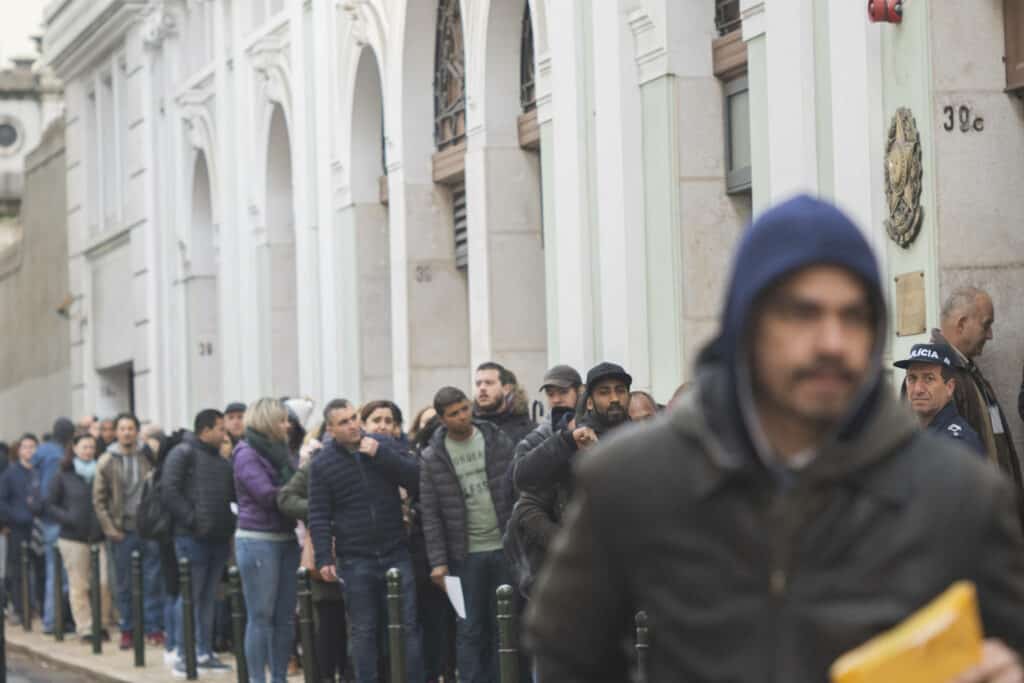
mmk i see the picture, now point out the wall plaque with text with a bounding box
[895,271,926,337]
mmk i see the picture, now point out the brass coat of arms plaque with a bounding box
[884,107,924,248]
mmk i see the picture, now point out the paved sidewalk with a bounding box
[4,624,302,682]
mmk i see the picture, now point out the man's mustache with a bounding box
[791,358,858,385]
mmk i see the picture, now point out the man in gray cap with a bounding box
[511,365,584,459]
[223,402,246,447]
[895,343,984,455]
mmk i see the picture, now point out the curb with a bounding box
[5,636,139,683]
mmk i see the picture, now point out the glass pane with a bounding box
[728,88,751,171]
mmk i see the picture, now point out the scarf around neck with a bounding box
[74,457,97,483]
[244,427,295,484]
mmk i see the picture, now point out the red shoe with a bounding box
[145,631,165,647]
[119,631,133,650]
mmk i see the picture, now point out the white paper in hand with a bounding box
[230,502,239,516]
[444,576,467,620]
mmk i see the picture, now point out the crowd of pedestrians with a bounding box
[2,195,1024,683]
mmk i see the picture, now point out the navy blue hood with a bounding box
[699,195,888,452]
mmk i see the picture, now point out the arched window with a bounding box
[521,4,536,113]
[434,0,466,150]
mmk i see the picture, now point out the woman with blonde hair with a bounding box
[232,398,298,683]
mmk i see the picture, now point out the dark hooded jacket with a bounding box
[525,195,1024,683]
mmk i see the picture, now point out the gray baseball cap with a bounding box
[539,365,583,391]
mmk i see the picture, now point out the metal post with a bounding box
[89,545,101,654]
[228,566,248,683]
[179,557,198,680]
[635,611,649,683]
[296,568,319,683]
[52,546,64,641]
[0,583,7,683]
[131,550,144,667]
[19,541,30,632]
[497,585,520,683]
[386,568,406,683]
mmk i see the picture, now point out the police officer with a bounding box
[895,343,984,455]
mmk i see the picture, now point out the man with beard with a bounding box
[473,362,535,445]
[506,363,632,596]
[524,196,1024,683]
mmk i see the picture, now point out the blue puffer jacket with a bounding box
[308,434,419,567]
[0,463,35,529]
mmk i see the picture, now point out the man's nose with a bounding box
[815,314,846,354]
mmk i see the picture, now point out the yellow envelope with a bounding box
[830,581,983,683]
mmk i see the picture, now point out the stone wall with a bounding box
[0,118,70,438]
[930,2,1024,451]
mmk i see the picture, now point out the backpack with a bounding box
[136,429,186,541]
[502,496,542,599]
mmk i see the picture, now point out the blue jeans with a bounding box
[165,593,178,652]
[450,549,513,683]
[235,536,299,683]
[111,532,164,633]
[338,548,424,683]
[42,522,69,632]
[175,536,230,660]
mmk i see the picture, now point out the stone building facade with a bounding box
[0,56,67,437]
[41,0,1024,441]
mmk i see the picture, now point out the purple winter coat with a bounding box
[232,440,295,534]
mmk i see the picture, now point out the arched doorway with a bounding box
[349,46,392,401]
[186,151,222,412]
[387,0,472,413]
[463,0,547,392]
[264,104,300,397]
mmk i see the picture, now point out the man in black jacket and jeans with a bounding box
[162,409,236,675]
[310,398,422,683]
[421,387,517,683]
[526,195,1024,683]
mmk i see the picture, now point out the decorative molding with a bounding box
[141,0,177,49]
[627,8,669,85]
[341,1,369,47]
[248,35,292,108]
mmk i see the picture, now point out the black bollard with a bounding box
[131,550,144,666]
[228,566,248,683]
[0,582,7,683]
[386,568,405,683]
[497,585,519,683]
[89,545,101,654]
[635,611,649,683]
[52,546,64,641]
[297,568,319,683]
[20,541,30,632]
[179,557,198,680]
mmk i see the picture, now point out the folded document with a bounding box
[830,581,983,683]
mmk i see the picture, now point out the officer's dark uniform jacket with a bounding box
[928,401,984,456]
[525,195,1024,683]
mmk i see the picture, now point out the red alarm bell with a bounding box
[868,0,903,23]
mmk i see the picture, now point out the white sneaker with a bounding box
[164,649,178,667]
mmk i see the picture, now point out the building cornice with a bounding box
[44,0,148,80]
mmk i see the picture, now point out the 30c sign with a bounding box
[942,105,984,133]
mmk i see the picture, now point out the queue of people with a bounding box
[3,195,1024,683]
